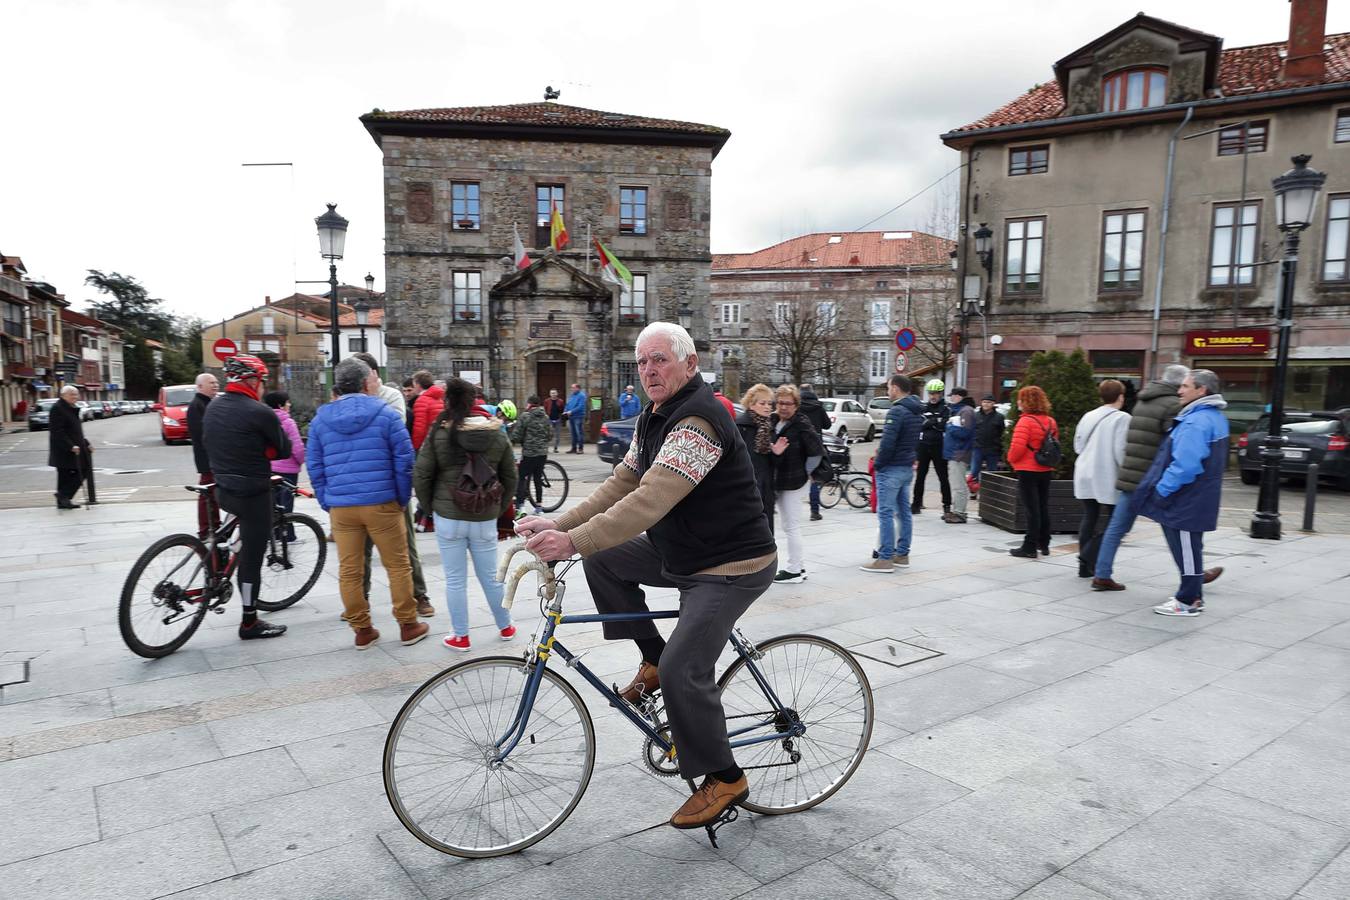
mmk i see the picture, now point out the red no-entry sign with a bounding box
[212,338,238,362]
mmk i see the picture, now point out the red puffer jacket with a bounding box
[1007,413,1058,473]
[411,384,445,450]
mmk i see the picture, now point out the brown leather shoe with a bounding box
[415,596,435,617]
[670,774,749,829]
[1092,578,1127,592]
[618,661,660,705]
[354,626,380,650]
[400,621,430,646]
[1203,567,1224,585]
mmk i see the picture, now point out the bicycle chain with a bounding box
[640,711,804,774]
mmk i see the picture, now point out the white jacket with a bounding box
[1073,405,1130,504]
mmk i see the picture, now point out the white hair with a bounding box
[195,372,216,388]
[60,385,79,397]
[635,321,696,361]
[1188,368,1221,395]
[1160,364,1189,386]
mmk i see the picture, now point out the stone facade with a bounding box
[363,104,727,411]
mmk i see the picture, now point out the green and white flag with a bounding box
[593,238,632,299]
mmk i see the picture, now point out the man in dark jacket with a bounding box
[544,388,565,451]
[861,375,923,572]
[971,394,1005,485]
[516,321,777,831]
[1091,364,1219,592]
[510,395,552,515]
[798,385,831,521]
[1135,370,1230,616]
[941,388,977,523]
[48,386,90,509]
[186,372,220,537]
[912,380,952,515]
[203,354,291,640]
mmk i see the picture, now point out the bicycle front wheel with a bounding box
[119,534,211,658]
[818,479,843,509]
[843,476,872,509]
[532,459,570,513]
[384,656,595,858]
[255,512,327,611]
[717,634,873,815]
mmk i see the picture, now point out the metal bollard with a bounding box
[1302,463,1318,532]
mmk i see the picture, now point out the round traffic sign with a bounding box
[894,352,908,373]
[895,328,916,351]
[212,338,238,362]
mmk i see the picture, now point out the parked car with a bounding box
[597,414,637,464]
[75,401,95,422]
[866,396,892,427]
[1237,411,1349,490]
[157,384,197,444]
[821,431,851,471]
[26,399,58,431]
[819,398,874,441]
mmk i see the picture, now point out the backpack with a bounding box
[1032,417,1062,468]
[449,425,503,516]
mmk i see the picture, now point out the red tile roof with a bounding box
[949,31,1350,135]
[363,102,728,136]
[337,308,385,328]
[714,231,954,271]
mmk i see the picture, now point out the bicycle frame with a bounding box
[489,593,805,767]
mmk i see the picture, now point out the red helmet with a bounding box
[223,353,269,383]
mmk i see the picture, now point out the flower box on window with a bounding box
[455,219,477,230]
[620,313,644,323]
[618,223,636,233]
[457,311,480,321]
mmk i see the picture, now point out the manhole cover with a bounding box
[850,638,944,669]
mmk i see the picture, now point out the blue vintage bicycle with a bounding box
[383,541,874,858]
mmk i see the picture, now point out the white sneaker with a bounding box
[1153,598,1202,617]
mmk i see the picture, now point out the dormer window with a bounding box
[1102,67,1167,112]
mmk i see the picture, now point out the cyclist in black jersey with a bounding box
[203,354,291,640]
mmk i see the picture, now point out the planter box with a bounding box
[978,471,1081,534]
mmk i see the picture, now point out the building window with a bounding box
[817,301,837,329]
[1,301,22,338]
[1101,210,1146,291]
[619,187,648,235]
[721,303,741,325]
[870,300,890,336]
[1004,217,1045,295]
[1324,194,1350,282]
[535,184,564,247]
[1102,67,1167,111]
[450,358,483,386]
[774,349,789,369]
[452,182,480,230]
[1008,144,1049,176]
[348,336,368,353]
[452,271,483,321]
[1335,109,1350,143]
[620,274,647,321]
[869,349,889,380]
[821,280,833,288]
[774,302,789,324]
[875,280,888,289]
[617,360,639,396]
[1217,120,1268,156]
[246,338,280,354]
[1209,202,1260,286]
[261,314,275,335]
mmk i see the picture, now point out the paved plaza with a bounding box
[2,452,1349,899]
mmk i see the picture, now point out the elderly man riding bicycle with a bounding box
[516,321,777,830]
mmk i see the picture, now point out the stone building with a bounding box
[360,102,730,409]
[941,4,1350,417]
[710,231,956,399]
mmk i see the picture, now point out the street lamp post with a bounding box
[357,272,374,356]
[1251,154,1325,541]
[958,224,994,388]
[314,203,349,370]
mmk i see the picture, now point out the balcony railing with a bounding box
[2,318,24,339]
[0,274,27,301]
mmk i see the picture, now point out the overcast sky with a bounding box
[4,0,1346,324]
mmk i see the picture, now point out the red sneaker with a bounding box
[500,625,517,642]
[443,634,471,652]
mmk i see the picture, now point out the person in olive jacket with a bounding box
[414,376,518,652]
[510,395,552,516]
[48,385,91,509]
[769,383,824,584]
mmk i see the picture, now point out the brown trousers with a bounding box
[331,501,416,630]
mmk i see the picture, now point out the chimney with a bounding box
[264,295,271,306]
[1283,0,1327,83]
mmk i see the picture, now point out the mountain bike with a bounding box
[118,476,327,658]
[383,541,874,858]
[519,458,569,512]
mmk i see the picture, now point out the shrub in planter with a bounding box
[1001,348,1100,478]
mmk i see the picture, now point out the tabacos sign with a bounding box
[1184,328,1272,356]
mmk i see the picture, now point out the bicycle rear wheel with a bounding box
[384,656,595,858]
[119,534,212,658]
[717,634,873,814]
[818,479,843,509]
[844,476,872,509]
[255,512,327,611]
[532,459,570,513]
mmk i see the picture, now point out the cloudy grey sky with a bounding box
[3,0,1346,324]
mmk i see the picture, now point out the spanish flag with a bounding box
[550,202,569,252]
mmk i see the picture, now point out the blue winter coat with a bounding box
[1134,396,1230,532]
[619,391,641,418]
[307,394,414,510]
[942,402,976,462]
[565,390,588,418]
[875,395,924,469]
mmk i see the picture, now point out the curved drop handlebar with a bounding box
[497,540,558,609]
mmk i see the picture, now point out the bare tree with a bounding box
[904,180,961,377]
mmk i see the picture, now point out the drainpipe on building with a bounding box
[1149,105,1194,378]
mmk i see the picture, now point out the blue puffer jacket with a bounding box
[942,402,976,462]
[307,394,414,510]
[875,395,924,469]
[1134,394,1230,532]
